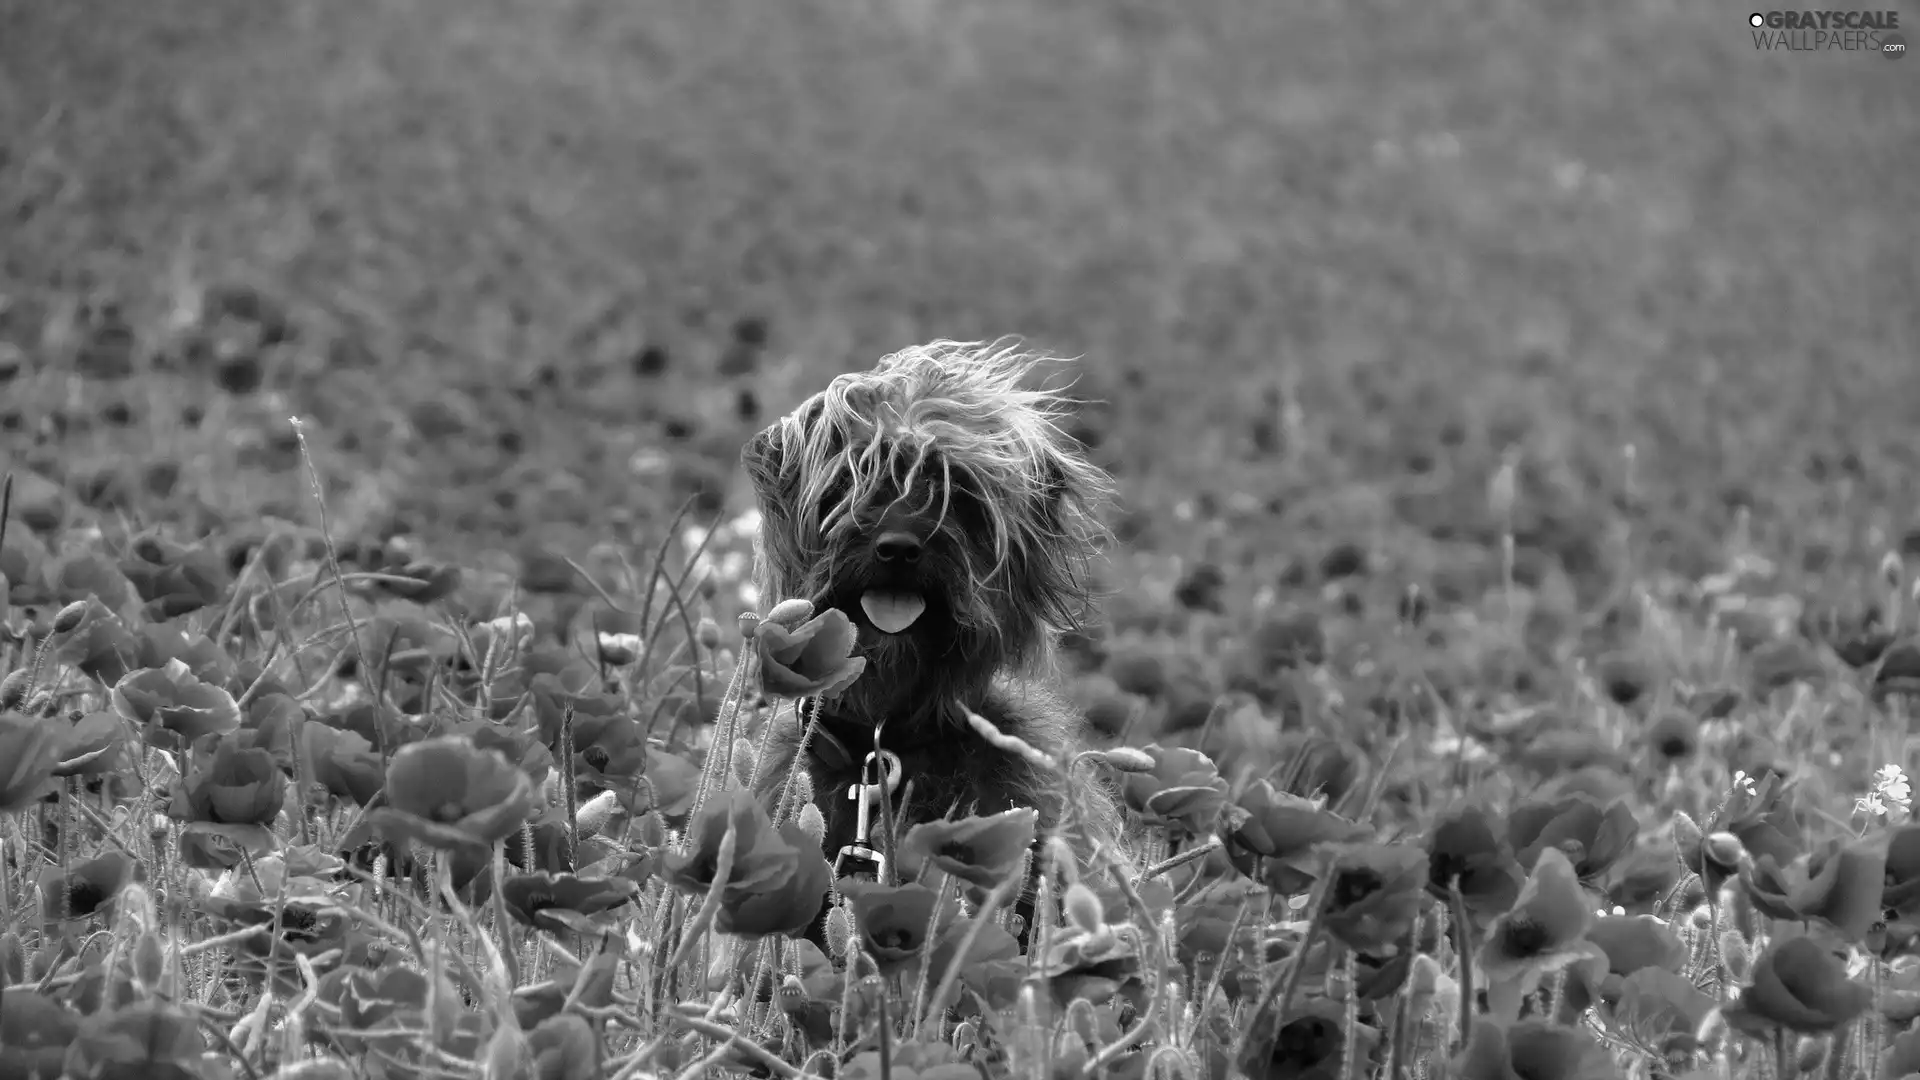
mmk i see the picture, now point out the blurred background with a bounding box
[2,0,1916,660]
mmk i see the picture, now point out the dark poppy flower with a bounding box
[839,881,948,975]
[51,711,125,778]
[49,552,137,613]
[1235,783,1372,893]
[41,851,138,922]
[321,961,467,1056]
[0,986,80,1078]
[719,821,833,938]
[52,603,142,687]
[118,534,229,621]
[1121,745,1231,835]
[1237,994,1380,1080]
[202,857,350,964]
[1319,843,1428,956]
[840,1041,980,1080]
[457,718,553,786]
[303,723,385,807]
[0,711,59,813]
[1036,919,1144,1011]
[1561,913,1688,1016]
[1742,835,1886,943]
[1476,849,1606,1014]
[169,733,288,827]
[1642,708,1699,769]
[1882,824,1920,916]
[527,1012,599,1080]
[566,712,649,790]
[365,734,538,852]
[1603,967,1719,1057]
[664,787,805,900]
[1605,841,1688,915]
[530,676,625,749]
[1723,935,1872,1036]
[1425,804,1527,918]
[1701,770,1803,876]
[753,605,867,699]
[1453,1019,1617,1080]
[61,1000,206,1080]
[1506,793,1638,884]
[500,871,639,935]
[898,808,1038,889]
[1885,1027,1920,1080]
[638,749,701,822]
[110,660,242,751]
[136,625,235,686]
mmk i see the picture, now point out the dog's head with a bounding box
[742,340,1112,723]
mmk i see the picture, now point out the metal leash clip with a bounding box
[833,749,903,883]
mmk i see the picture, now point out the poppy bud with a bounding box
[1100,747,1157,773]
[0,669,27,710]
[1671,810,1703,854]
[791,769,815,812]
[1794,1035,1827,1074]
[51,600,90,635]
[731,738,758,789]
[1065,997,1100,1046]
[1719,930,1751,980]
[0,931,23,985]
[824,903,853,961]
[796,803,825,847]
[766,598,814,629]
[1691,905,1716,930]
[575,790,619,836]
[131,928,167,990]
[1703,831,1744,869]
[596,632,641,667]
[696,618,722,651]
[951,1021,978,1055]
[737,612,761,640]
[1062,883,1105,935]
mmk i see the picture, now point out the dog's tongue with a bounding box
[860,591,926,634]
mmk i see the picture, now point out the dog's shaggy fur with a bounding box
[741,340,1120,867]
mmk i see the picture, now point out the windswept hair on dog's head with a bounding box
[743,338,1113,632]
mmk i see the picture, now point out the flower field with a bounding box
[4,0,1920,1078]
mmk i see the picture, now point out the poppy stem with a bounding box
[1231,859,1332,1071]
[1773,1025,1788,1080]
[1449,879,1475,1054]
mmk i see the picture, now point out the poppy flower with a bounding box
[566,712,649,790]
[1882,824,1920,915]
[1603,967,1719,1057]
[753,606,867,699]
[60,1000,206,1080]
[203,860,350,963]
[169,733,288,827]
[839,880,948,975]
[1452,1019,1618,1080]
[110,659,242,751]
[458,719,553,787]
[638,748,701,822]
[530,677,626,749]
[0,711,60,813]
[1506,793,1639,884]
[365,734,538,853]
[1236,994,1380,1080]
[320,961,466,1056]
[1741,835,1886,943]
[1225,777,1370,892]
[1121,745,1231,836]
[1641,708,1699,769]
[1319,843,1428,956]
[1702,770,1803,874]
[718,821,832,938]
[499,871,639,935]
[527,1012,599,1080]
[1425,804,1527,918]
[1723,935,1872,1037]
[41,851,138,922]
[51,711,125,778]
[1476,849,1606,1017]
[840,1041,981,1080]
[0,986,80,1078]
[52,604,142,687]
[117,534,229,621]
[898,808,1038,889]
[303,723,385,807]
[49,552,137,613]
[1561,913,1688,1016]
[1884,1027,1920,1080]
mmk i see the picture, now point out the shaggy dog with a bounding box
[741,340,1121,883]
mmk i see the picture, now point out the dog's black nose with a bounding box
[873,531,923,564]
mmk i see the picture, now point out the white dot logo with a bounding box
[1749,12,1766,26]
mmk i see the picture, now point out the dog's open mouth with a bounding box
[859,591,927,634]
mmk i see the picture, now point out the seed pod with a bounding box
[1062,883,1105,935]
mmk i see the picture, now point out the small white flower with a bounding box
[1731,771,1757,796]
[1868,764,1913,818]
